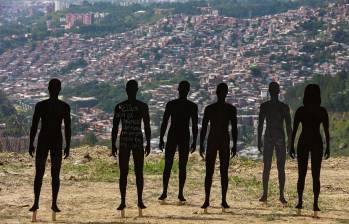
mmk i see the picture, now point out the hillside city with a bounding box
[1,0,349,154]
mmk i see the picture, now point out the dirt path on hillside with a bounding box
[1,151,349,224]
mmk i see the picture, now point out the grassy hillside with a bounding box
[330,113,349,156]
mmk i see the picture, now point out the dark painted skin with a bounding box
[111,80,151,211]
[29,79,71,213]
[158,81,198,202]
[200,83,238,209]
[290,84,330,212]
[258,82,291,204]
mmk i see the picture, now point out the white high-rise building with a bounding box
[54,1,69,12]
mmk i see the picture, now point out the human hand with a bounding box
[64,146,70,159]
[324,147,330,160]
[112,145,118,157]
[190,142,196,154]
[159,138,165,152]
[230,145,237,159]
[258,140,263,153]
[29,145,35,157]
[200,145,205,160]
[290,145,296,159]
[145,143,151,157]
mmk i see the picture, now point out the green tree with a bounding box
[82,131,98,146]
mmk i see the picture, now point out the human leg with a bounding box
[219,147,230,208]
[178,142,189,201]
[118,146,131,210]
[275,140,286,202]
[296,147,309,209]
[201,146,217,208]
[30,147,49,211]
[311,149,323,211]
[50,147,63,212]
[159,142,176,200]
[133,148,145,208]
[261,139,273,201]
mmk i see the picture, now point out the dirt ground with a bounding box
[1,147,349,224]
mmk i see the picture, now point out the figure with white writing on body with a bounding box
[158,81,198,205]
[200,83,238,213]
[111,80,151,217]
[258,82,292,206]
[29,79,71,222]
[290,84,330,218]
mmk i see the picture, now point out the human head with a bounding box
[268,81,280,97]
[178,81,190,98]
[303,84,321,107]
[48,78,61,98]
[216,83,228,101]
[126,80,138,99]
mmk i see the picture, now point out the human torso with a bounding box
[207,102,235,142]
[263,101,287,140]
[298,106,324,145]
[37,99,68,145]
[168,99,195,139]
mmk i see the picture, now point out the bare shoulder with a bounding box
[166,99,175,108]
[35,100,46,108]
[280,101,290,111]
[115,100,127,110]
[260,101,269,110]
[60,100,70,109]
[295,106,305,115]
[229,103,237,115]
[320,106,328,116]
[137,100,148,110]
[188,100,198,109]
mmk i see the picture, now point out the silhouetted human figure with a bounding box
[29,78,71,213]
[200,83,238,209]
[158,81,198,203]
[290,84,330,213]
[258,82,291,204]
[111,80,151,211]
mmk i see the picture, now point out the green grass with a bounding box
[231,175,262,191]
[231,157,259,168]
[62,158,183,182]
[0,163,27,173]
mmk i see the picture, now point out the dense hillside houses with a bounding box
[1,2,349,147]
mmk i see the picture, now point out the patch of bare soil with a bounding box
[1,147,349,223]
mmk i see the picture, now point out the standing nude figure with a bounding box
[29,79,71,216]
[258,82,291,205]
[200,83,238,210]
[290,84,330,217]
[111,80,151,213]
[158,81,198,203]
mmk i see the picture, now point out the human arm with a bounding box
[323,108,330,159]
[230,106,238,158]
[200,107,209,159]
[191,104,199,153]
[284,105,292,153]
[111,105,121,157]
[143,104,151,157]
[290,108,301,159]
[159,103,170,152]
[63,105,71,159]
[29,104,40,157]
[257,104,265,153]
